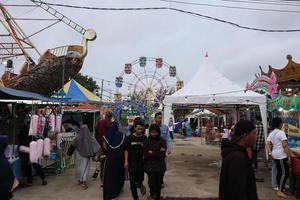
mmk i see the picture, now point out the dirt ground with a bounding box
[14,136,296,200]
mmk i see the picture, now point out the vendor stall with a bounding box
[163,59,267,137]
[267,95,300,148]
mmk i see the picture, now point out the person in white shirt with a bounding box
[267,117,291,199]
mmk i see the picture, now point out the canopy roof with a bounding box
[53,80,101,103]
[163,58,267,137]
[0,86,50,101]
[164,59,266,106]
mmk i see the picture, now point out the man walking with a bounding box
[94,111,112,186]
[154,112,172,188]
[253,116,265,170]
[219,120,259,200]
[154,112,172,154]
[124,120,147,200]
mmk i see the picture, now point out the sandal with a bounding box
[81,182,88,190]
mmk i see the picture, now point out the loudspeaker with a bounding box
[6,60,13,68]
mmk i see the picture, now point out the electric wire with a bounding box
[160,0,300,13]
[26,1,300,32]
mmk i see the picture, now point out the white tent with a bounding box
[163,59,267,134]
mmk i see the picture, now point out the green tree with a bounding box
[74,73,100,93]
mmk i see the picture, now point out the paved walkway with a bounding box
[14,137,295,200]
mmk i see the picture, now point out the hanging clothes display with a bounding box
[37,139,44,158]
[29,141,38,163]
[49,114,56,133]
[29,115,39,136]
[55,115,62,133]
[43,138,51,156]
[37,116,46,136]
[56,133,63,149]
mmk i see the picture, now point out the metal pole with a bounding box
[62,57,65,89]
[100,79,104,103]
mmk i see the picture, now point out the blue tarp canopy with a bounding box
[0,86,50,101]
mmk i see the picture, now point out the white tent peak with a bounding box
[163,59,267,138]
[171,59,261,99]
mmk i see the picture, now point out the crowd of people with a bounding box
[219,116,296,200]
[69,111,172,200]
[1,109,298,200]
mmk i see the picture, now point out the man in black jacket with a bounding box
[219,120,259,200]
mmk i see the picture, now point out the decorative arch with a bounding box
[113,100,147,123]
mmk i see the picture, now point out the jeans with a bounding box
[272,160,278,188]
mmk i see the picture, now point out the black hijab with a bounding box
[148,124,161,140]
[0,135,14,200]
[103,122,125,151]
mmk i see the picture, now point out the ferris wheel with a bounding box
[114,57,184,107]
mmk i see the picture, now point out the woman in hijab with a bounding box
[0,135,15,200]
[103,122,126,200]
[73,121,100,190]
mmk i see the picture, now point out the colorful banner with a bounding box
[267,95,300,112]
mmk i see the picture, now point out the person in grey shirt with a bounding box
[154,112,172,154]
[154,112,173,188]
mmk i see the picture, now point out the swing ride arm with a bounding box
[30,0,87,36]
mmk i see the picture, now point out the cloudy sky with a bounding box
[2,0,300,98]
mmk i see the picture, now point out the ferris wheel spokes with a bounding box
[115,56,183,106]
[131,70,148,88]
[149,65,158,91]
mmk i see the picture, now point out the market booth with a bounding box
[267,95,300,148]
[53,79,104,134]
[163,59,267,135]
[0,86,62,179]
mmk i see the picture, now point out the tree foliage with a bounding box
[74,73,100,93]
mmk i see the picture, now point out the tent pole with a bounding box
[12,103,16,147]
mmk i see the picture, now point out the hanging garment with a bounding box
[37,116,46,136]
[29,141,38,163]
[56,133,63,149]
[55,115,62,133]
[43,138,51,156]
[49,114,55,133]
[29,115,39,136]
[37,139,44,158]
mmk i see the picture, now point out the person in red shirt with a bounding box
[93,111,113,186]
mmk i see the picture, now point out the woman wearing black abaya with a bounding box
[103,122,126,200]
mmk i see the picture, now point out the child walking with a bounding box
[144,124,167,200]
[124,120,147,200]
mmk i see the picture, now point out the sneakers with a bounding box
[92,170,99,179]
[273,187,279,191]
[140,185,146,195]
